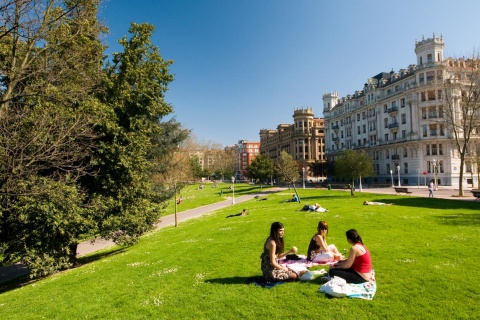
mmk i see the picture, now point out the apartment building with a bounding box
[323,34,479,188]
[234,140,260,180]
[259,107,326,168]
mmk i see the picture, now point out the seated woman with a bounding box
[328,229,372,284]
[260,222,306,281]
[306,221,343,263]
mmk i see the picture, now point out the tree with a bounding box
[275,150,301,201]
[334,150,374,196]
[443,57,480,196]
[0,0,106,278]
[310,160,333,181]
[189,156,203,182]
[90,22,174,246]
[246,153,274,189]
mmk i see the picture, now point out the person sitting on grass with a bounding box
[363,201,393,206]
[260,222,306,282]
[290,194,299,202]
[327,229,372,284]
[226,209,247,218]
[306,221,343,263]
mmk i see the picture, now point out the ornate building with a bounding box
[323,34,480,188]
[259,108,326,173]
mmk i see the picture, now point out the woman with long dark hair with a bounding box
[327,229,372,283]
[260,222,304,281]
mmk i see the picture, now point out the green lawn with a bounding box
[0,187,478,319]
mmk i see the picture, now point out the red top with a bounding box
[351,243,372,273]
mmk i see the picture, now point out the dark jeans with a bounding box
[328,268,367,284]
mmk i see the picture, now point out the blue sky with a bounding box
[98,0,480,147]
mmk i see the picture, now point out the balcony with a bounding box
[392,155,400,160]
[388,106,398,114]
[388,123,399,129]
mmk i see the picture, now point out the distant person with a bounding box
[428,179,434,198]
[306,221,343,263]
[327,229,372,284]
[363,201,392,206]
[290,194,299,202]
[226,209,247,218]
[260,222,306,281]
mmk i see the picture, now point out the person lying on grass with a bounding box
[363,201,393,206]
[327,229,372,284]
[260,222,307,281]
[306,221,343,263]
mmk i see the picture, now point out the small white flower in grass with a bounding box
[127,262,149,267]
[182,239,197,243]
[398,259,416,263]
[149,267,178,278]
[142,294,164,307]
[219,227,232,231]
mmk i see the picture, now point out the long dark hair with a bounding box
[268,222,284,254]
[346,229,364,244]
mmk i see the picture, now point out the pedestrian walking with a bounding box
[428,179,434,198]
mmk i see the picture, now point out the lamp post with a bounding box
[432,159,437,191]
[231,176,235,204]
[397,165,401,187]
[302,167,305,189]
[390,170,394,187]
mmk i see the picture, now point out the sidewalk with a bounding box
[358,185,477,201]
[0,188,285,284]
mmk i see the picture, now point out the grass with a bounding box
[0,186,479,319]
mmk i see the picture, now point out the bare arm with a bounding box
[331,247,356,269]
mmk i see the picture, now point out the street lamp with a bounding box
[397,165,401,187]
[231,176,235,204]
[390,170,394,187]
[432,159,438,191]
[302,167,305,189]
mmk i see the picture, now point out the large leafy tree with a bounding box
[89,22,174,246]
[334,149,374,196]
[0,0,106,277]
[0,1,178,278]
[275,150,301,201]
[246,153,274,189]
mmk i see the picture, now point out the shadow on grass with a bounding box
[206,276,253,285]
[0,247,125,295]
[432,212,480,226]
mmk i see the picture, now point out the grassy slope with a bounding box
[0,186,478,320]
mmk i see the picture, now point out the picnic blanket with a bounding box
[319,270,376,300]
[279,255,335,273]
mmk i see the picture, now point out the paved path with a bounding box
[0,188,285,284]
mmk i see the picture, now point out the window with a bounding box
[384,118,388,128]
[357,126,361,134]
[422,108,427,119]
[439,144,443,155]
[384,104,388,113]
[428,90,435,101]
[384,133,389,141]
[386,149,390,159]
[401,114,406,124]
[402,130,406,138]
[421,92,426,101]
[423,125,428,137]
[426,144,430,156]
[363,124,366,134]
[432,144,437,155]
[357,114,360,121]
[401,98,405,108]
[403,147,408,157]
[427,54,433,63]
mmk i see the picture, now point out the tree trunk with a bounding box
[292,184,301,203]
[350,178,355,196]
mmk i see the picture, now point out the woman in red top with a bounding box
[328,229,372,283]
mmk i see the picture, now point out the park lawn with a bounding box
[0,188,478,319]
[162,181,276,214]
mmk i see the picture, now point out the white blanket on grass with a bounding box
[319,270,376,300]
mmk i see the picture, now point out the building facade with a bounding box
[259,107,326,171]
[323,35,480,188]
[234,140,260,180]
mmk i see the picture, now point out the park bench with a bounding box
[470,190,480,201]
[394,187,412,195]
